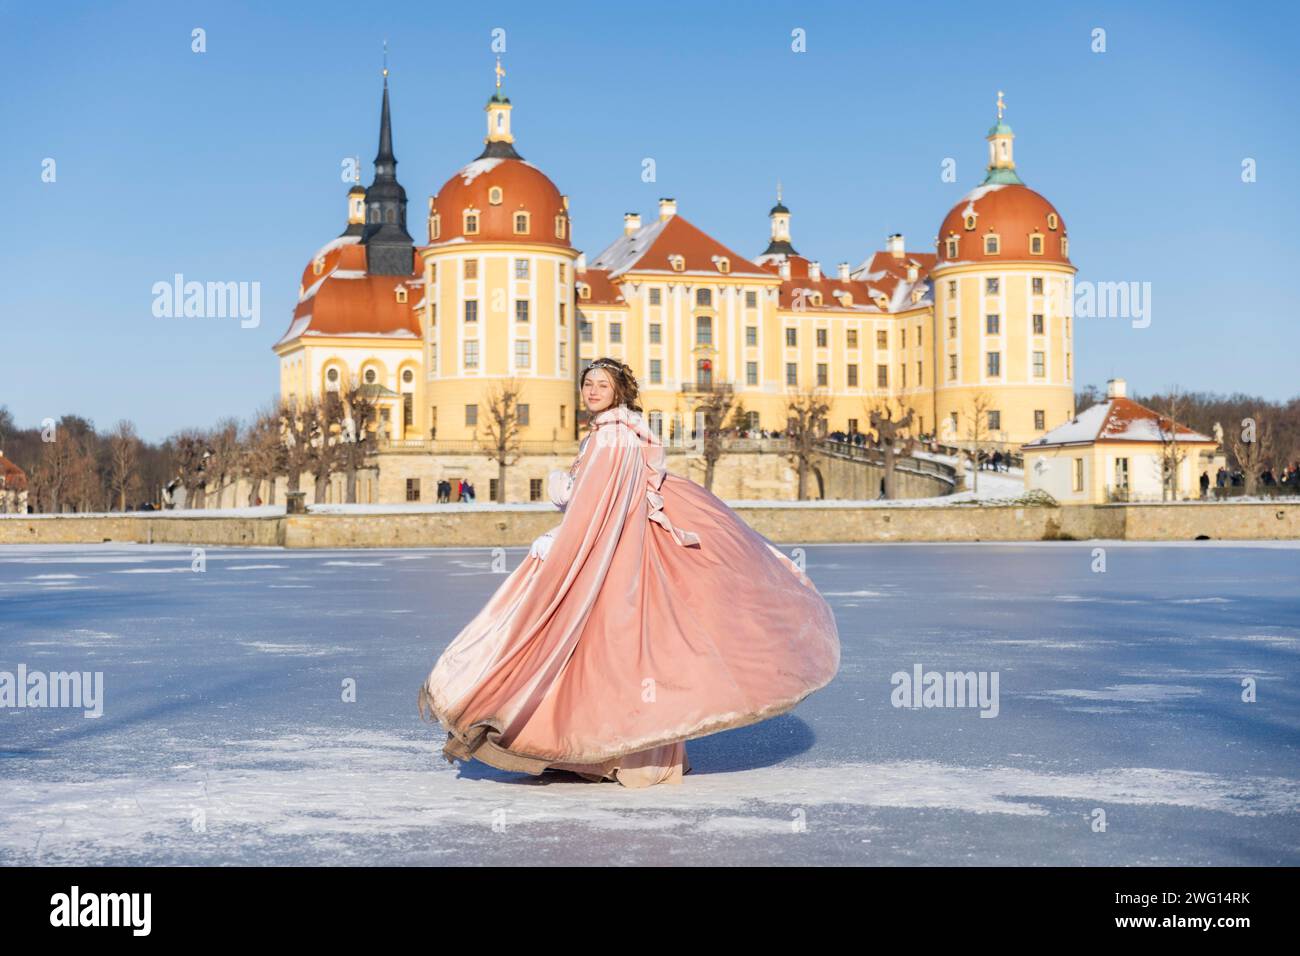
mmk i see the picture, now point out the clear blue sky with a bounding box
[3,0,1297,442]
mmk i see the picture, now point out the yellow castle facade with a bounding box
[274,72,1076,481]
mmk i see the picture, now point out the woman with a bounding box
[418,358,840,787]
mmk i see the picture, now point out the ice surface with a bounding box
[1,541,1297,865]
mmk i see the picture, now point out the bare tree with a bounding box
[686,383,737,492]
[107,420,142,511]
[1151,388,1191,501]
[1229,409,1274,496]
[783,387,831,500]
[338,374,380,503]
[204,417,242,509]
[278,395,322,497]
[480,379,526,503]
[963,390,995,495]
[241,404,285,506]
[867,397,915,499]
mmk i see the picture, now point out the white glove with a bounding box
[529,529,556,561]
[548,469,575,510]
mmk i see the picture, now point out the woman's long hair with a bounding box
[581,357,643,413]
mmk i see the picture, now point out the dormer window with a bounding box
[1029,232,1044,255]
[963,213,977,230]
[395,286,408,304]
[984,233,1000,255]
[513,211,530,234]
[554,215,566,239]
[945,236,959,258]
[911,288,924,304]
[464,211,479,235]
[488,186,503,205]
[834,290,853,306]
[714,256,730,274]
[874,295,888,309]
[669,254,685,272]
[313,256,325,276]
[810,292,823,306]
[1047,212,1058,230]
[1061,236,1069,256]
[578,282,591,300]
[430,214,441,240]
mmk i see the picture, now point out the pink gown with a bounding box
[418,402,841,787]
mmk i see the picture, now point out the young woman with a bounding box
[418,358,840,787]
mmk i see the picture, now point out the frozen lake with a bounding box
[1,541,1297,865]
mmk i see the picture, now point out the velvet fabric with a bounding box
[418,403,840,787]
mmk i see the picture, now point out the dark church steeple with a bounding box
[361,57,415,275]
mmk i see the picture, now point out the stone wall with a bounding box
[3,502,1294,547]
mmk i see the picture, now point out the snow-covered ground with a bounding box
[1,541,1297,865]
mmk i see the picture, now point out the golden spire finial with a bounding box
[495,56,505,90]
[996,90,1005,121]
[776,179,783,203]
[382,39,389,79]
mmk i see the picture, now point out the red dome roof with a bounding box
[429,157,571,248]
[936,183,1070,265]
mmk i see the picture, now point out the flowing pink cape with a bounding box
[418,403,840,782]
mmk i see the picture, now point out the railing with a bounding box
[817,439,958,482]
[377,438,579,455]
[932,441,1024,471]
[679,381,734,393]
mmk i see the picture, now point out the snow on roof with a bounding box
[1024,398,1215,448]
[588,216,672,277]
[457,157,504,185]
[275,314,312,347]
[310,235,360,261]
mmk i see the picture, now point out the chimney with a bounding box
[907,263,918,282]
[808,261,821,281]
[575,252,587,272]
[658,197,677,221]
[778,260,791,280]
[887,233,905,258]
[838,262,850,281]
[623,212,641,236]
[1106,377,1127,399]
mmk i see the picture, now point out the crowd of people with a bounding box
[1203,463,1300,496]
[436,479,475,503]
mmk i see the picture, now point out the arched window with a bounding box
[696,288,712,307]
[364,368,377,384]
[384,208,395,224]
[489,187,503,205]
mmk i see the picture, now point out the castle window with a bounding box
[464,340,479,369]
[610,322,622,343]
[948,353,957,380]
[947,280,956,300]
[1029,233,1044,255]
[847,363,858,387]
[463,259,477,279]
[1033,350,1045,377]
[464,211,479,234]
[313,256,325,276]
[1033,313,1044,335]
[515,300,529,322]
[747,361,758,385]
[649,287,662,305]
[811,292,823,306]
[464,300,478,323]
[385,208,395,224]
[716,257,730,273]
[364,368,377,384]
[847,328,858,348]
[785,327,797,347]
[1034,410,1045,430]
[948,316,956,337]
[514,212,530,234]
[696,288,712,307]
[876,364,888,388]
[395,286,408,304]
[786,363,798,386]
[579,319,592,343]
[963,214,977,230]
[745,290,757,308]
[696,316,712,345]
[326,367,340,389]
[649,322,661,343]
[515,340,531,368]
[430,214,441,240]
[986,351,1001,376]
[986,314,1000,334]
[1047,213,1058,230]
[985,277,999,294]
[988,410,1001,431]
[558,263,566,282]
[876,329,887,349]
[984,234,1000,254]
[1032,276,1044,295]
[746,325,757,346]
[946,236,960,257]
[514,258,530,280]
[559,303,566,326]
[669,255,685,272]
[403,369,414,384]
[555,215,566,239]
[465,403,477,426]
[817,363,828,386]
[650,358,662,383]
[488,186,503,205]
[578,283,590,300]
[816,328,827,348]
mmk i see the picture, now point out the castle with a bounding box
[273,66,1076,503]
